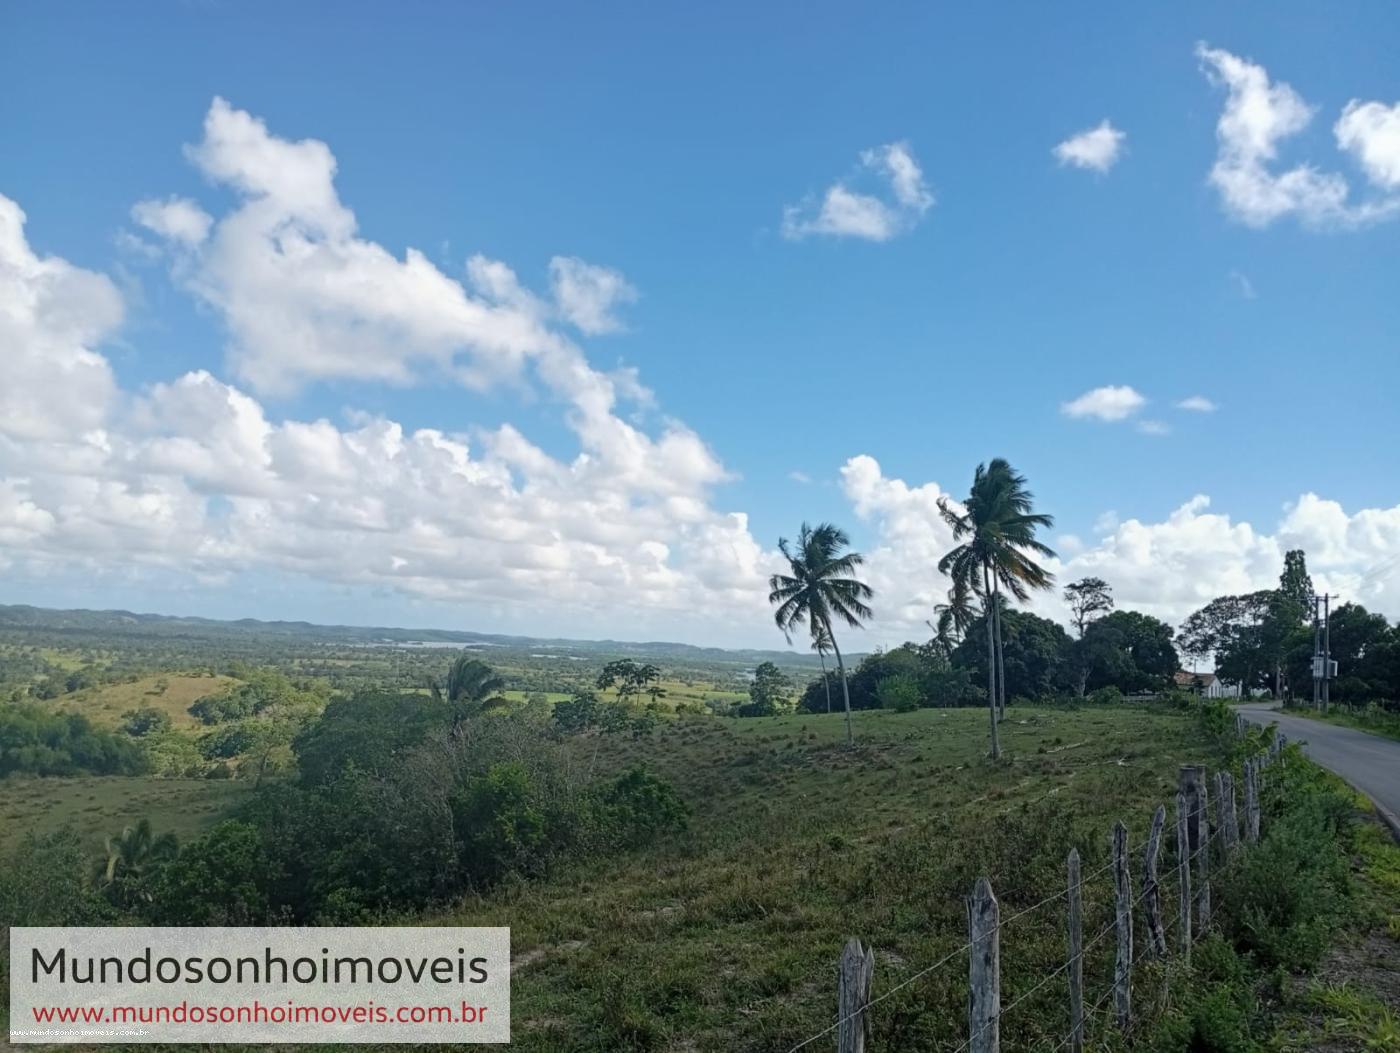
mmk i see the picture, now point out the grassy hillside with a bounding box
[446,703,1223,1051]
[52,673,238,731]
[0,775,252,853]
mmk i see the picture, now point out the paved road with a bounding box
[1238,702,1400,835]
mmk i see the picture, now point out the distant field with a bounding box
[446,703,1223,1051]
[54,673,238,731]
[0,775,253,852]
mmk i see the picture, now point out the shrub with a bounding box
[120,707,172,737]
[594,768,689,848]
[0,705,149,777]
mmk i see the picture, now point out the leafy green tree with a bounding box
[120,706,172,737]
[1278,549,1314,615]
[939,459,1056,757]
[147,821,273,924]
[769,522,874,746]
[1076,610,1179,695]
[740,661,791,716]
[596,660,665,707]
[951,609,1072,700]
[0,830,113,927]
[1064,577,1114,638]
[292,691,449,786]
[876,673,921,712]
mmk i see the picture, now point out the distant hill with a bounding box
[0,603,831,667]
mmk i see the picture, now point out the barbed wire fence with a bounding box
[781,718,1288,1053]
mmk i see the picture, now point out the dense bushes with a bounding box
[0,704,149,776]
[121,691,688,923]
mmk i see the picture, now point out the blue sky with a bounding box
[2,2,1399,646]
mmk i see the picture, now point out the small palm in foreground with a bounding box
[94,818,178,908]
[431,654,508,735]
[938,458,1055,759]
[769,522,873,746]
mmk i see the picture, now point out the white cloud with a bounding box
[0,195,122,444]
[1136,419,1170,436]
[782,142,933,242]
[1335,100,1400,190]
[0,100,787,646]
[1197,44,1400,228]
[548,256,637,335]
[1176,396,1217,413]
[1053,120,1126,173]
[788,470,812,484]
[1061,385,1147,422]
[131,196,213,246]
[1093,511,1120,534]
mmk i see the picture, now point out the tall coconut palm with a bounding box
[430,654,507,736]
[811,621,835,714]
[769,522,873,747]
[938,459,1056,758]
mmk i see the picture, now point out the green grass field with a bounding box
[52,672,239,731]
[444,703,1223,1051]
[0,775,252,853]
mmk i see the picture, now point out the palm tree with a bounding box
[938,459,1056,758]
[94,818,178,907]
[811,622,835,714]
[930,581,978,659]
[431,654,507,736]
[769,522,873,747]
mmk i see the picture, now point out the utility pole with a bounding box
[1322,593,1331,712]
[1312,595,1322,710]
[1312,593,1335,712]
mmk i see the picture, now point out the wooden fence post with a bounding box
[1244,759,1260,844]
[837,938,874,1053]
[1175,790,1192,962]
[1215,771,1239,854]
[968,877,1000,1053]
[1067,849,1084,1053]
[1142,804,1167,958]
[1112,821,1132,1032]
[1197,772,1211,932]
[1179,765,1210,933]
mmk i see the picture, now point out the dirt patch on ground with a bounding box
[1312,929,1400,1005]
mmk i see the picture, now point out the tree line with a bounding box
[767,456,1400,757]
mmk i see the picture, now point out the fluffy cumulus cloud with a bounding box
[1061,384,1147,422]
[131,196,213,246]
[0,196,122,444]
[548,256,637,335]
[0,100,781,644]
[1197,44,1400,228]
[1335,100,1400,190]
[782,142,933,242]
[1053,120,1126,173]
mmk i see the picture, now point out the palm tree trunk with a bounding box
[817,649,832,714]
[827,620,855,747]
[992,580,1007,720]
[982,562,1000,760]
